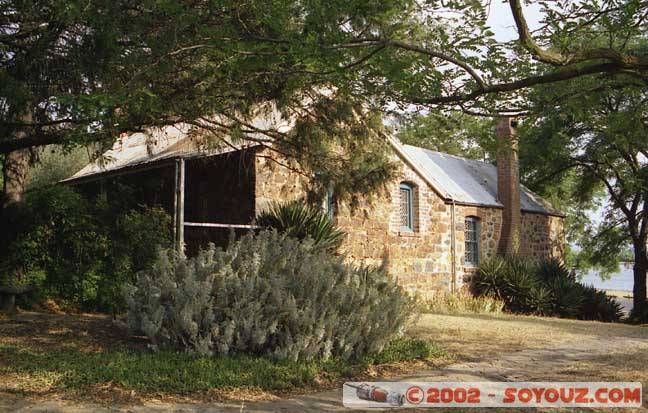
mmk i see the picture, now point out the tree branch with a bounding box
[509,0,648,70]
[414,62,623,104]
[0,130,64,154]
[383,40,486,90]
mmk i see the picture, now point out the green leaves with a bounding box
[521,71,648,277]
[397,111,495,159]
[474,256,623,322]
[255,200,346,254]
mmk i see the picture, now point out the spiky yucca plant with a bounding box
[537,258,582,318]
[474,256,622,322]
[579,285,623,322]
[255,200,346,253]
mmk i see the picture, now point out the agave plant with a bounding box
[523,286,554,316]
[501,259,540,313]
[536,257,577,283]
[579,285,623,322]
[474,256,539,313]
[545,276,583,318]
[474,255,623,322]
[472,256,507,298]
[255,200,346,254]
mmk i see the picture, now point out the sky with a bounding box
[486,1,543,41]
[485,2,608,228]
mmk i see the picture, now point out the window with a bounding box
[399,183,414,231]
[325,187,335,219]
[465,217,480,266]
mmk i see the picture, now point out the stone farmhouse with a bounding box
[65,117,564,296]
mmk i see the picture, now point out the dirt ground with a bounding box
[0,311,144,353]
[1,311,648,412]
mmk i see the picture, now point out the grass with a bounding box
[6,310,648,409]
[412,312,648,410]
[0,339,441,394]
[0,314,442,403]
[412,312,648,358]
[426,290,504,315]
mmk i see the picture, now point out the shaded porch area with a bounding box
[71,148,259,255]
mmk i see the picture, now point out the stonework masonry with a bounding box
[254,148,565,298]
[496,117,522,255]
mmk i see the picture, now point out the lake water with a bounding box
[577,263,643,313]
[580,263,635,292]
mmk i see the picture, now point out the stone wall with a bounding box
[520,211,565,258]
[454,205,503,284]
[335,156,455,297]
[254,153,309,215]
[253,148,565,297]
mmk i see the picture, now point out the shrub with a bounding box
[255,201,345,253]
[628,306,648,324]
[473,256,545,314]
[97,206,173,312]
[579,285,623,322]
[124,230,416,361]
[426,290,504,314]
[473,256,622,322]
[0,186,109,304]
[0,185,172,312]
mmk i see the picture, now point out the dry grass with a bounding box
[411,313,648,412]
[412,312,648,359]
[519,342,648,408]
[425,290,504,315]
[526,342,648,382]
[0,312,142,353]
[3,311,648,411]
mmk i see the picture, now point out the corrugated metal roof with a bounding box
[63,124,196,182]
[64,124,562,216]
[63,106,290,182]
[402,145,562,216]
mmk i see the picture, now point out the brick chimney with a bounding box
[496,117,521,255]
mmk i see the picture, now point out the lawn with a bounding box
[413,311,648,358]
[3,310,648,409]
[0,312,443,404]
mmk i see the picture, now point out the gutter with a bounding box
[450,198,457,292]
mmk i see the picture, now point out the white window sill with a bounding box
[398,230,420,237]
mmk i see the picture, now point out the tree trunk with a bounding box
[2,148,31,210]
[1,111,32,289]
[632,240,648,314]
[1,111,32,212]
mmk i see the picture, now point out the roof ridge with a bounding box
[401,144,493,166]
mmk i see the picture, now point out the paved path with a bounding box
[3,334,645,412]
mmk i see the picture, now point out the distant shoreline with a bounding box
[580,266,638,294]
[602,289,633,298]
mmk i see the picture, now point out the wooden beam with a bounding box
[184,222,259,229]
[175,158,185,254]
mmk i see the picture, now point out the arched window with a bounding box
[399,182,415,231]
[465,216,481,266]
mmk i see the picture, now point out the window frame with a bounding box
[399,182,415,232]
[464,216,481,267]
[325,186,335,219]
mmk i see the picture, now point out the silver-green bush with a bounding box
[124,230,416,360]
